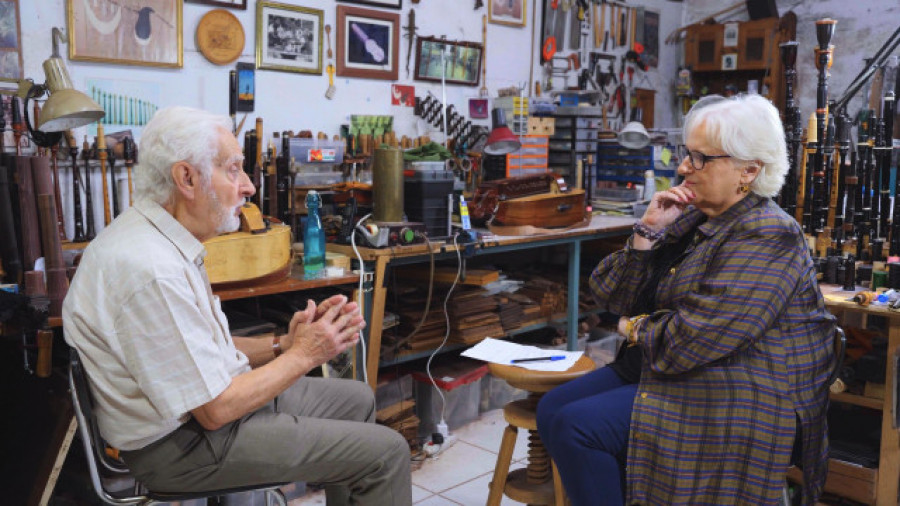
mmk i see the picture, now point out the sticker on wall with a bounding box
[85,78,161,141]
[469,98,488,119]
[391,84,414,106]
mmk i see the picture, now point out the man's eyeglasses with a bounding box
[676,145,731,171]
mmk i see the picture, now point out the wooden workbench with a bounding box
[329,214,636,390]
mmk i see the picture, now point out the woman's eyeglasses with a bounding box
[676,145,731,171]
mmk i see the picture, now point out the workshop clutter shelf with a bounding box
[505,135,549,178]
[785,285,900,505]
[549,108,602,185]
[494,96,529,135]
[596,140,677,185]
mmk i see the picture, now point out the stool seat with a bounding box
[489,355,596,393]
[487,355,595,506]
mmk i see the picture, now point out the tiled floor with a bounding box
[289,408,529,505]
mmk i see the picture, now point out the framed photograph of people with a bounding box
[336,0,402,10]
[0,0,23,83]
[256,1,323,75]
[336,5,399,81]
[67,0,183,68]
[722,53,737,71]
[414,37,483,87]
[489,0,526,28]
[185,0,247,9]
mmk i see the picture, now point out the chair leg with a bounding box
[552,460,566,506]
[487,424,518,506]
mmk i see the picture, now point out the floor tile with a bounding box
[412,440,497,494]
[413,495,462,505]
[411,484,432,503]
[438,471,522,506]
[453,409,531,462]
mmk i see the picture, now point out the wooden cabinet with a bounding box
[682,17,791,113]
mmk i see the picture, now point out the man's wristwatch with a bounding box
[272,334,283,357]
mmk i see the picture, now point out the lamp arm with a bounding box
[51,27,65,58]
[24,84,63,148]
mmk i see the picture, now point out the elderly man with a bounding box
[63,106,411,505]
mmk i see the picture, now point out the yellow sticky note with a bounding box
[660,147,672,166]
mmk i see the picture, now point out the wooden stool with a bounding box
[486,355,596,506]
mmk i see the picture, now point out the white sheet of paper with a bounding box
[461,338,584,372]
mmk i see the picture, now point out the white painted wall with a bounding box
[683,0,900,125]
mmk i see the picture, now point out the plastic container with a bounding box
[288,138,345,165]
[404,178,453,238]
[375,371,414,409]
[413,360,489,437]
[479,373,527,413]
[585,334,624,367]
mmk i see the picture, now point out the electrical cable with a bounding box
[351,213,373,389]
[388,235,435,354]
[425,232,462,430]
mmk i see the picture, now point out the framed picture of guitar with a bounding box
[489,0,526,28]
[336,4,399,81]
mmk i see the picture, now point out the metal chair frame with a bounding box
[69,351,288,506]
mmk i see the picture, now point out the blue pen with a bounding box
[511,356,566,364]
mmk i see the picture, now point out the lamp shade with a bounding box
[37,56,104,132]
[483,108,522,155]
[617,121,650,150]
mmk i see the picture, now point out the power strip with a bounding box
[423,434,458,458]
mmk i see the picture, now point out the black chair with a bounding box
[782,325,846,505]
[69,351,289,505]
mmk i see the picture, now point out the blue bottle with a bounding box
[303,190,325,276]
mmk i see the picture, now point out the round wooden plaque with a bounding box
[196,9,245,66]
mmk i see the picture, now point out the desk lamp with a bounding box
[617,120,650,150]
[4,27,105,147]
[483,108,521,155]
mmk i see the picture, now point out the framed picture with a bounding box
[67,0,183,68]
[186,0,247,8]
[0,0,22,83]
[722,53,737,70]
[337,0,402,10]
[336,5,399,81]
[489,0,525,28]
[414,37,483,87]
[256,1,323,75]
[723,22,739,48]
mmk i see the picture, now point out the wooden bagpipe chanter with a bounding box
[468,173,586,228]
[202,203,293,288]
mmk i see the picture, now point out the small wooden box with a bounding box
[527,117,555,136]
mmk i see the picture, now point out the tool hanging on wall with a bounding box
[542,0,560,63]
[404,10,418,79]
[480,15,489,98]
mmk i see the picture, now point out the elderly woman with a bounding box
[536,94,836,505]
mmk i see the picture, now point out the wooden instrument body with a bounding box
[203,204,293,288]
[469,173,586,228]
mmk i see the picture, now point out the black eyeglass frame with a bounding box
[677,145,732,171]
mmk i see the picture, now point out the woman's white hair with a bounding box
[683,94,788,198]
[134,106,233,206]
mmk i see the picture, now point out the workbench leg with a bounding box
[566,240,581,352]
[876,324,900,506]
[364,256,390,391]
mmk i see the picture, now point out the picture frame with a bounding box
[414,36,483,87]
[0,0,23,83]
[256,1,323,75]
[185,0,247,9]
[488,0,526,28]
[723,22,739,48]
[336,5,399,81]
[336,0,402,10]
[722,53,737,71]
[67,0,183,68]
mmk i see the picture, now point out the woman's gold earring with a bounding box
[739,184,750,194]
